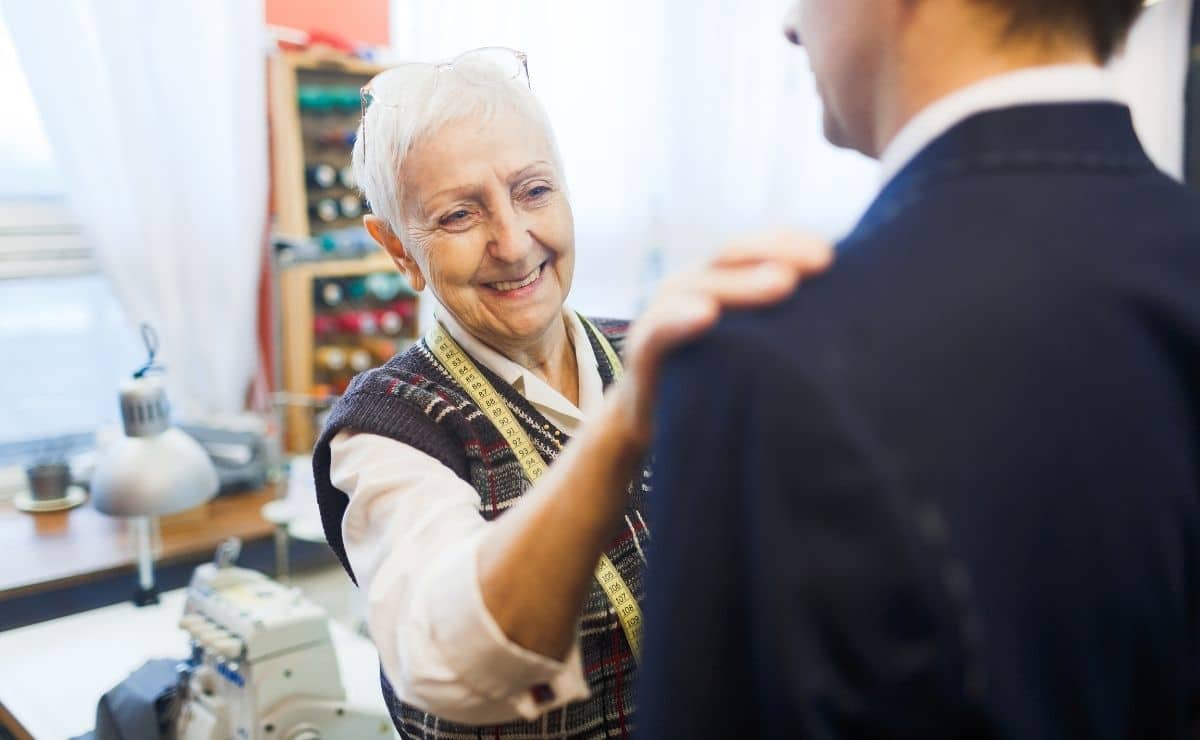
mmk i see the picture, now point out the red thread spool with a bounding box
[389,300,416,318]
[313,315,337,337]
[376,309,402,335]
[336,311,378,335]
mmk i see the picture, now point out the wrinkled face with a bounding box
[783,0,894,155]
[400,107,574,350]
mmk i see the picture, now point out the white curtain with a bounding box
[390,0,879,317]
[1,0,267,420]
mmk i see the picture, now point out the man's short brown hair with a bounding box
[974,0,1145,61]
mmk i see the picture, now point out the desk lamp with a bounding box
[91,326,219,606]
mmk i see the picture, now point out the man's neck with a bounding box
[872,9,1099,157]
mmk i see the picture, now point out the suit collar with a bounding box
[878,65,1121,187]
[853,103,1155,237]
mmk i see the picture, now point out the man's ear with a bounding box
[364,214,427,292]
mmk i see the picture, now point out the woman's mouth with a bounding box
[486,262,545,295]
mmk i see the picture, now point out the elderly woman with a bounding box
[313,47,830,738]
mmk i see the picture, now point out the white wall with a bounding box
[1112,0,1193,179]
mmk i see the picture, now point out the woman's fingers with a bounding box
[615,292,720,447]
[658,231,833,310]
[710,229,834,271]
[625,264,797,398]
[614,230,835,445]
[634,233,835,372]
[627,292,719,377]
[665,262,800,309]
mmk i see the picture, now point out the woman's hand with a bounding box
[479,230,831,662]
[614,230,834,448]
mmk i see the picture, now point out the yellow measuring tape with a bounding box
[427,317,643,662]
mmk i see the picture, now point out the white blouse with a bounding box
[329,306,606,724]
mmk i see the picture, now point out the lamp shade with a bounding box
[91,376,219,517]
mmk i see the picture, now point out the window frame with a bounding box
[0,198,92,279]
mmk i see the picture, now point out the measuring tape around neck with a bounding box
[426,318,643,663]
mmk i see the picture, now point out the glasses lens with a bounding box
[362,63,431,110]
[452,48,526,85]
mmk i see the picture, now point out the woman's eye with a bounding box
[440,210,471,227]
[525,185,551,200]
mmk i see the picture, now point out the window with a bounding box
[0,17,90,278]
[0,18,139,449]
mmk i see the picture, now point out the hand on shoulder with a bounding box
[613,230,833,447]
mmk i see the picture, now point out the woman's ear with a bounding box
[364,215,427,292]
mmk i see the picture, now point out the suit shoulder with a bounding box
[663,305,839,403]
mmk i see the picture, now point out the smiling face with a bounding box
[394,106,575,352]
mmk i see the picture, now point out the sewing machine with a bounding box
[174,541,391,739]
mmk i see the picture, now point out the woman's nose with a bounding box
[487,207,533,262]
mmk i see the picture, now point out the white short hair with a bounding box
[352,53,565,239]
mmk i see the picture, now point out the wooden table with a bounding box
[0,485,279,602]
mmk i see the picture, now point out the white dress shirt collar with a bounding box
[878,64,1123,187]
[433,304,604,428]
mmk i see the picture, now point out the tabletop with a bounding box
[0,486,280,602]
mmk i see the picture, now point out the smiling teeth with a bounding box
[491,265,541,291]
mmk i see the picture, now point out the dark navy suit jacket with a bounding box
[640,104,1200,739]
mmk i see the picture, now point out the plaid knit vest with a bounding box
[313,318,650,739]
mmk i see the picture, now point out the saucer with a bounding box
[13,485,88,513]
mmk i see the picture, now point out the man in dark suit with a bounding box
[639,1,1200,738]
